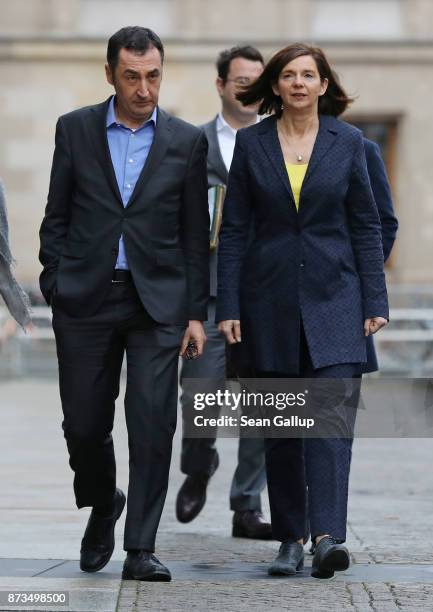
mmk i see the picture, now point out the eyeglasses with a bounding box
[225,77,252,86]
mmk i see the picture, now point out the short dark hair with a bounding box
[216,46,264,82]
[237,42,353,117]
[107,26,164,73]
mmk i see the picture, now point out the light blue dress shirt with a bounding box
[106,95,157,269]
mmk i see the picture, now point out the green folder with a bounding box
[209,184,226,250]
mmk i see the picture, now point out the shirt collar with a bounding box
[217,112,261,134]
[217,112,236,136]
[106,95,157,130]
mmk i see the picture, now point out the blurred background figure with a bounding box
[0,179,31,341]
[177,46,274,540]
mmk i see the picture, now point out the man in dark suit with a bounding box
[39,26,209,582]
[176,47,272,539]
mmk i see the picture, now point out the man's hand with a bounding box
[180,320,207,357]
[24,322,35,335]
[218,320,241,344]
[364,317,388,336]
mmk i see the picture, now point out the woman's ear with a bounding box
[319,78,329,97]
[271,80,280,97]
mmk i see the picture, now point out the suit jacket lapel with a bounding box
[258,114,340,213]
[301,115,339,190]
[204,117,229,184]
[88,98,123,205]
[127,107,173,208]
[258,116,296,208]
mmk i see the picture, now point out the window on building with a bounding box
[311,0,404,39]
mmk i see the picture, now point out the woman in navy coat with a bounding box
[216,43,389,579]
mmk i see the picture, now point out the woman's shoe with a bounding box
[311,536,350,579]
[268,541,304,576]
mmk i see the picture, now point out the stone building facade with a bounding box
[0,0,432,287]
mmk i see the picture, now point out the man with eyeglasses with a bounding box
[177,46,272,539]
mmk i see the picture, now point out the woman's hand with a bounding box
[364,317,388,336]
[218,320,241,344]
[180,320,207,357]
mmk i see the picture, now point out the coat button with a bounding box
[300,262,305,268]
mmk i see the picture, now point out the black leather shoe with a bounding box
[311,536,350,579]
[122,550,171,582]
[268,541,304,575]
[80,488,126,573]
[176,454,219,523]
[232,510,273,540]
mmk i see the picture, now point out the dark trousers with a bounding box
[52,281,184,552]
[180,299,267,511]
[265,325,360,542]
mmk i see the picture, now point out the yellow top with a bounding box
[286,163,308,210]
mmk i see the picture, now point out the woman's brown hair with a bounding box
[237,42,353,117]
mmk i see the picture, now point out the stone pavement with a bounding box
[1,379,433,611]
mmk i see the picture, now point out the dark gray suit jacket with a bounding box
[39,98,210,323]
[200,117,228,297]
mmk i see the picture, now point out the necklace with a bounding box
[278,122,309,163]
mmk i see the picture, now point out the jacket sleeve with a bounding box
[215,131,252,322]
[180,130,210,320]
[365,140,398,263]
[346,132,389,320]
[38,117,73,304]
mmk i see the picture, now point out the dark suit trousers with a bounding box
[52,281,184,552]
[180,299,267,511]
[265,325,359,543]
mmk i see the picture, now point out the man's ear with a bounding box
[216,77,225,98]
[105,63,114,86]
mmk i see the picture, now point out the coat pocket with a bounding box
[61,240,88,259]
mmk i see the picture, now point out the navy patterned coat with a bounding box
[215,114,389,373]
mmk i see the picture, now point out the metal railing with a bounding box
[2,302,433,378]
[374,308,433,376]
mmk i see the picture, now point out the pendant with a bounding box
[297,155,303,162]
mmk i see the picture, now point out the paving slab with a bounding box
[3,557,433,583]
[0,559,64,578]
[0,577,119,612]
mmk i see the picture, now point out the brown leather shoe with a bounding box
[232,510,273,540]
[176,473,209,523]
[176,454,219,523]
